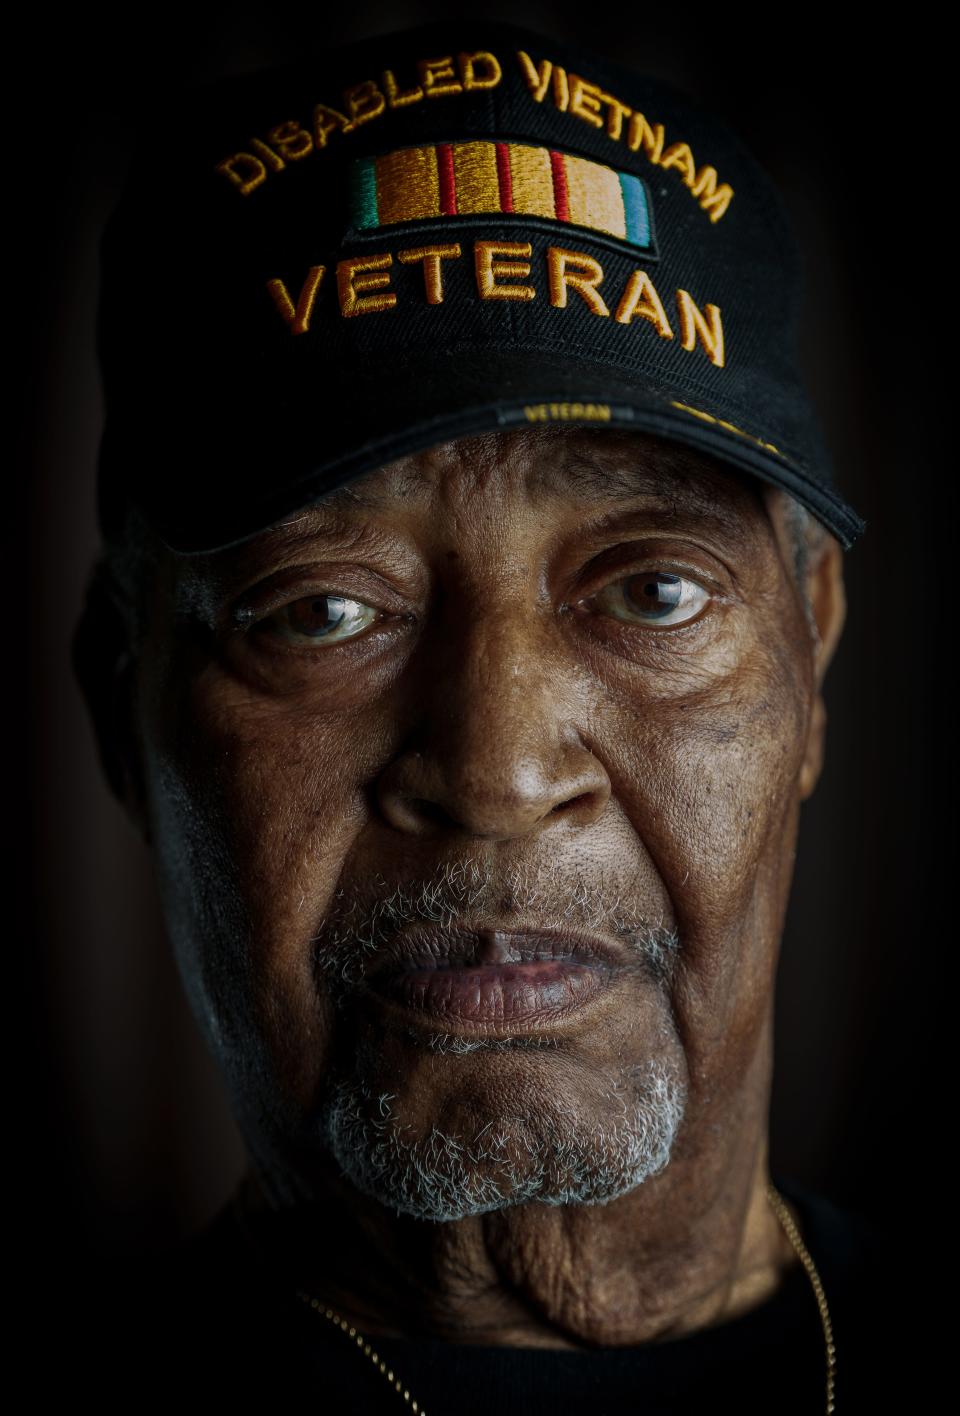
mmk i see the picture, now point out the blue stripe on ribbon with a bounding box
[618,173,650,248]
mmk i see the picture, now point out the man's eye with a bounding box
[258,593,382,645]
[588,571,710,627]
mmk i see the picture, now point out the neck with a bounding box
[235,1129,801,1349]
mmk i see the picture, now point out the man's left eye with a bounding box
[588,571,710,627]
[259,593,382,645]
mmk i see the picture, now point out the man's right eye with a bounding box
[256,593,383,646]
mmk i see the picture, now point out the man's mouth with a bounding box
[361,924,628,1033]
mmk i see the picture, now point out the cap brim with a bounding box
[145,347,866,554]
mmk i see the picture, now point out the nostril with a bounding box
[555,791,597,817]
[408,798,453,825]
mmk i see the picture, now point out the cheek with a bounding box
[140,663,375,1108]
[601,627,812,1065]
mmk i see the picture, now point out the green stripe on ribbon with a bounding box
[349,156,379,230]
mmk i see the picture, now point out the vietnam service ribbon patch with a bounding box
[346,139,658,258]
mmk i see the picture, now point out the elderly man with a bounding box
[71,18,903,1415]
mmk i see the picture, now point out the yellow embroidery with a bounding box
[313,104,353,148]
[256,240,724,368]
[569,73,604,128]
[452,141,500,213]
[508,144,555,218]
[613,270,674,338]
[382,70,422,108]
[343,81,386,126]
[659,142,697,185]
[524,402,613,421]
[418,56,463,97]
[336,253,397,316]
[459,51,502,91]
[215,153,267,196]
[397,243,462,303]
[601,92,631,141]
[626,113,665,163]
[377,147,440,223]
[546,247,609,316]
[212,44,730,226]
[516,50,552,102]
[670,401,781,454]
[266,265,326,334]
[563,152,626,240]
[688,167,733,222]
[215,52,505,196]
[475,240,536,300]
[516,51,733,222]
[675,289,725,367]
[552,64,570,112]
[249,137,284,172]
[267,122,312,161]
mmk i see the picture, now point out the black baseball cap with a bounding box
[95,19,866,554]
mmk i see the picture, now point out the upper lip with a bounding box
[363,922,629,979]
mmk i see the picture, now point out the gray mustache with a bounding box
[310,854,680,992]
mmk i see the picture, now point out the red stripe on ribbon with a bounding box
[437,143,456,215]
[549,149,569,221]
[495,142,514,212]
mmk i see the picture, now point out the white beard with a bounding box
[320,1050,687,1222]
[311,853,687,1221]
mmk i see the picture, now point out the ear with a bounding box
[72,569,152,845]
[797,532,847,802]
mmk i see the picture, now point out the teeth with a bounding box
[474,931,518,966]
[382,925,615,980]
[401,953,580,972]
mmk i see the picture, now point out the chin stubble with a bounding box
[310,855,687,1221]
[320,1051,687,1222]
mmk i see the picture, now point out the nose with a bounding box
[375,604,611,841]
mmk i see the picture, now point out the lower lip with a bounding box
[367,960,614,1028]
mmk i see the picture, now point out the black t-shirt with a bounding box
[94,1172,912,1414]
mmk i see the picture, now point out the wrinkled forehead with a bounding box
[151,426,778,628]
[273,424,772,524]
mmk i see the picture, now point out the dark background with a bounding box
[16,3,945,1271]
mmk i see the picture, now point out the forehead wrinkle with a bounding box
[211,429,763,580]
[313,467,427,511]
[167,432,767,625]
[534,428,751,511]
[537,448,709,510]
[303,428,747,517]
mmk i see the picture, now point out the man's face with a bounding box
[126,426,839,1219]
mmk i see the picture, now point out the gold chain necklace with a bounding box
[295,1181,836,1415]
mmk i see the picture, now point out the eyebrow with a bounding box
[188,439,759,610]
